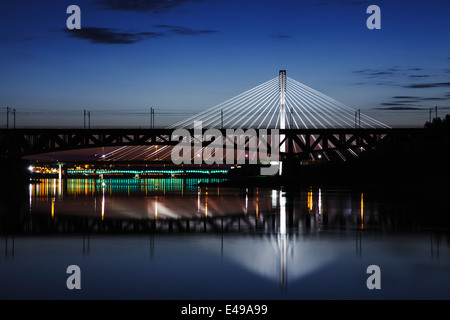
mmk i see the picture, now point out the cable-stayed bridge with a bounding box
[169,71,389,130]
[0,70,437,173]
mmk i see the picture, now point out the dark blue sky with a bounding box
[1,0,449,127]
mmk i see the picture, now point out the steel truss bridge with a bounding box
[0,127,439,161]
[0,71,444,165]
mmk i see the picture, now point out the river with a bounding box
[0,178,449,300]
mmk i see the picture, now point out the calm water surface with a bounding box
[0,178,449,300]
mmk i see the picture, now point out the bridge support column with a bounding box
[281,131,301,178]
[279,70,287,176]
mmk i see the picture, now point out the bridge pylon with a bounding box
[279,70,287,176]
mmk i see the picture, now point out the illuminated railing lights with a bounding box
[67,169,228,175]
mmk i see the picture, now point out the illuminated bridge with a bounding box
[0,71,442,173]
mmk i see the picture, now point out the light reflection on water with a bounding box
[28,178,367,224]
[31,178,242,220]
[1,178,450,299]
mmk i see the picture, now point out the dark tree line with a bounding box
[424,114,450,130]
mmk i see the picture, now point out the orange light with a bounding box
[307,187,313,212]
[51,198,55,219]
[360,193,364,230]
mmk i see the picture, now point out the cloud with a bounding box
[352,68,398,78]
[380,103,414,106]
[379,94,450,109]
[374,106,425,110]
[354,67,450,93]
[352,69,370,74]
[392,96,419,99]
[352,66,432,80]
[403,82,450,89]
[421,97,449,101]
[388,100,421,104]
[65,25,217,44]
[65,27,164,44]
[95,0,204,13]
[369,71,395,76]
[374,81,395,86]
[153,25,217,35]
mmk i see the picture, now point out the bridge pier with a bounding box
[280,131,300,178]
[279,70,287,176]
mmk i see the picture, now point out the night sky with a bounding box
[1,0,449,128]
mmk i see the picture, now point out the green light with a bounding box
[68,168,228,175]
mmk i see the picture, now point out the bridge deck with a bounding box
[0,127,445,158]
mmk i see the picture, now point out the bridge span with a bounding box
[0,127,441,160]
[2,71,447,173]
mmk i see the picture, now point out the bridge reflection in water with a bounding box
[25,178,369,235]
[2,178,449,298]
